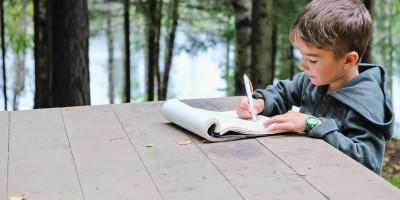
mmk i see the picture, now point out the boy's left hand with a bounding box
[263,110,320,132]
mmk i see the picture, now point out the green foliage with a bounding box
[372,0,400,92]
[384,171,400,189]
[273,0,309,80]
[177,0,233,55]
[4,0,33,55]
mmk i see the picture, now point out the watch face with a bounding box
[307,117,318,125]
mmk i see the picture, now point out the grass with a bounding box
[385,174,400,189]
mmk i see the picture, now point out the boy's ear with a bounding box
[343,51,359,69]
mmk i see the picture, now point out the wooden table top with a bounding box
[1,97,399,200]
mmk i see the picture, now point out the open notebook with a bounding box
[162,99,287,142]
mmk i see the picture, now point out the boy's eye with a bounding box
[309,59,317,64]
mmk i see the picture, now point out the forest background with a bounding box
[1,0,400,188]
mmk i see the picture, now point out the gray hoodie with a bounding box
[253,63,394,174]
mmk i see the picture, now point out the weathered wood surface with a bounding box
[0,111,8,200]
[1,97,399,200]
[8,108,82,200]
[61,105,162,200]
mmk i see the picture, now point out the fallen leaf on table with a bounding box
[178,141,192,145]
[9,196,26,200]
[146,144,154,148]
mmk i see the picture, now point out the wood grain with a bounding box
[112,102,244,200]
[61,105,162,200]
[0,111,9,200]
[258,134,400,199]
[183,97,326,199]
[7,108,83,200]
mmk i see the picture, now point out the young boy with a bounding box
[236,0,394,175]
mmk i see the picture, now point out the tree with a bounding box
[34,0,90,108]
[0,0,6,110]
[159,0,179,100]
[9,0,31,110]
[122,0,131,103]
[232,0,274,94]
[251,0,274,89]
[232,0,252,96]
[362,0,374,63]
[106,0,115,104]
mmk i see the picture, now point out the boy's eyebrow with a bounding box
[304,53,320,57]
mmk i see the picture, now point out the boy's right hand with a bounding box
[236,96,265,119]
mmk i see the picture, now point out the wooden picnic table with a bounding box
[1,96,400,200]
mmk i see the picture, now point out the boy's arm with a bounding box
[308,110,385,174]
[253,73,306,116]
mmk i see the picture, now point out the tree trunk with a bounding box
[155,0,162,101]
[106,0,114,104]
[34,0,90,108]
[232,0,252,96]
[251,0,273,89]
[13,55,26,110]
[160,0,179,100]
[146,0,157,101]
[225,38,234,96]
[122,0,131,103]
[362,0,374,63]
[271,22,277,80]
[34,0,53,108]
[1,0,7,110]
[12,0,28,110]
[387,0,393,93]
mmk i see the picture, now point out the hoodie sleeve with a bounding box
[307,109,385,174]
[252,73,305,116]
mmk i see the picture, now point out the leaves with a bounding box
[9,196,26,200]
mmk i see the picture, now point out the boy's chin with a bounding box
[310,80,324,86]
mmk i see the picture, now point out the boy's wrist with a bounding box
[305,115,320,133]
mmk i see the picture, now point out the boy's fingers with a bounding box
[268,122,290,131]
[264,115,286,127]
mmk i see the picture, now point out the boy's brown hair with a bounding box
[289,0,372,61]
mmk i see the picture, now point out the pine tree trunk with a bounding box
[387,0,393,92]
[155,0,162,101]
[1,0,7,110]
[232,0,252,96]
[34,0,90,108]
[361,0,374,63]
[34,0,53,108]
[13,55,25,110]
[160,0,179,100]
[122,0,131,103]
[251,0,273,89]
[106,0,114,104]
[146,0,156,101]
[12,0,28,110]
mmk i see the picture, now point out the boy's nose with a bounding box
[299,61,308,71]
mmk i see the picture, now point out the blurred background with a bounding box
[1,0,399,187]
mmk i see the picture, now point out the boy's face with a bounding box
[296,39,348,88]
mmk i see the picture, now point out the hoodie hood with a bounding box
[329,64,394,140]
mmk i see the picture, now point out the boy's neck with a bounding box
[327,64,359,93]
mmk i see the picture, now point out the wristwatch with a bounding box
[305,115,319,133]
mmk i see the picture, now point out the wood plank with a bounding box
[61,105,162,200]
[8,108,83,200]
[0,111,9,200]
[182,98,326,199]
[211,96,400,198]
[112,102,244,200]
[258,135,400,199]
[194,139,326,199]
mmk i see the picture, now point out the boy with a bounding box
[236,0,394,175]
